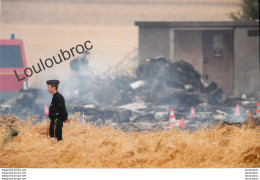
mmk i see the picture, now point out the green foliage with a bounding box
[229,0,259,21]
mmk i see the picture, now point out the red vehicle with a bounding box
[0,34,29,102]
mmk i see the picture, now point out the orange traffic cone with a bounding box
[256,102,260,117]
[170,119,185,128]
[43,116,46,122]
[235,104,240,116]
[44,104,49,115]
[169,108,176,123]
[189,106,196,117]
[179,118,186,128]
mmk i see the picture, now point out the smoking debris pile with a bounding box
[1,56,259,131]
[0,114,259,168]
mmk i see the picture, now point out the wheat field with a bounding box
[0,114,259,168]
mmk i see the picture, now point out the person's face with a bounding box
[47,85,56,94]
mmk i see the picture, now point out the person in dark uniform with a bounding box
[46,80,70,141]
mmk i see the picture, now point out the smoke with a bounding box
[1,54,257,130]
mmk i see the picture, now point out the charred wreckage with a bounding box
[1,56,260,131]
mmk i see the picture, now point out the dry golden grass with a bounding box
[0,114,259,168]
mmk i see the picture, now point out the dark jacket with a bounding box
[48,91,68,121]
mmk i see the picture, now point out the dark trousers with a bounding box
[50,118,63,141]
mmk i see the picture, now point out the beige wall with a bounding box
[138,28,204,74]
[138,25,259,98]
[174,30,203,74]
[139,27,170,60]
[234,27,260,97]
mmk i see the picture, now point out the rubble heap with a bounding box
[1,56,258,131]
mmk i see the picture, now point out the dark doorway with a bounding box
[202,30,234,95]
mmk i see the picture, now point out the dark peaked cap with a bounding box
[46,80,60,85]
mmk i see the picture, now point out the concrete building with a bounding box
[135,21,259,98]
